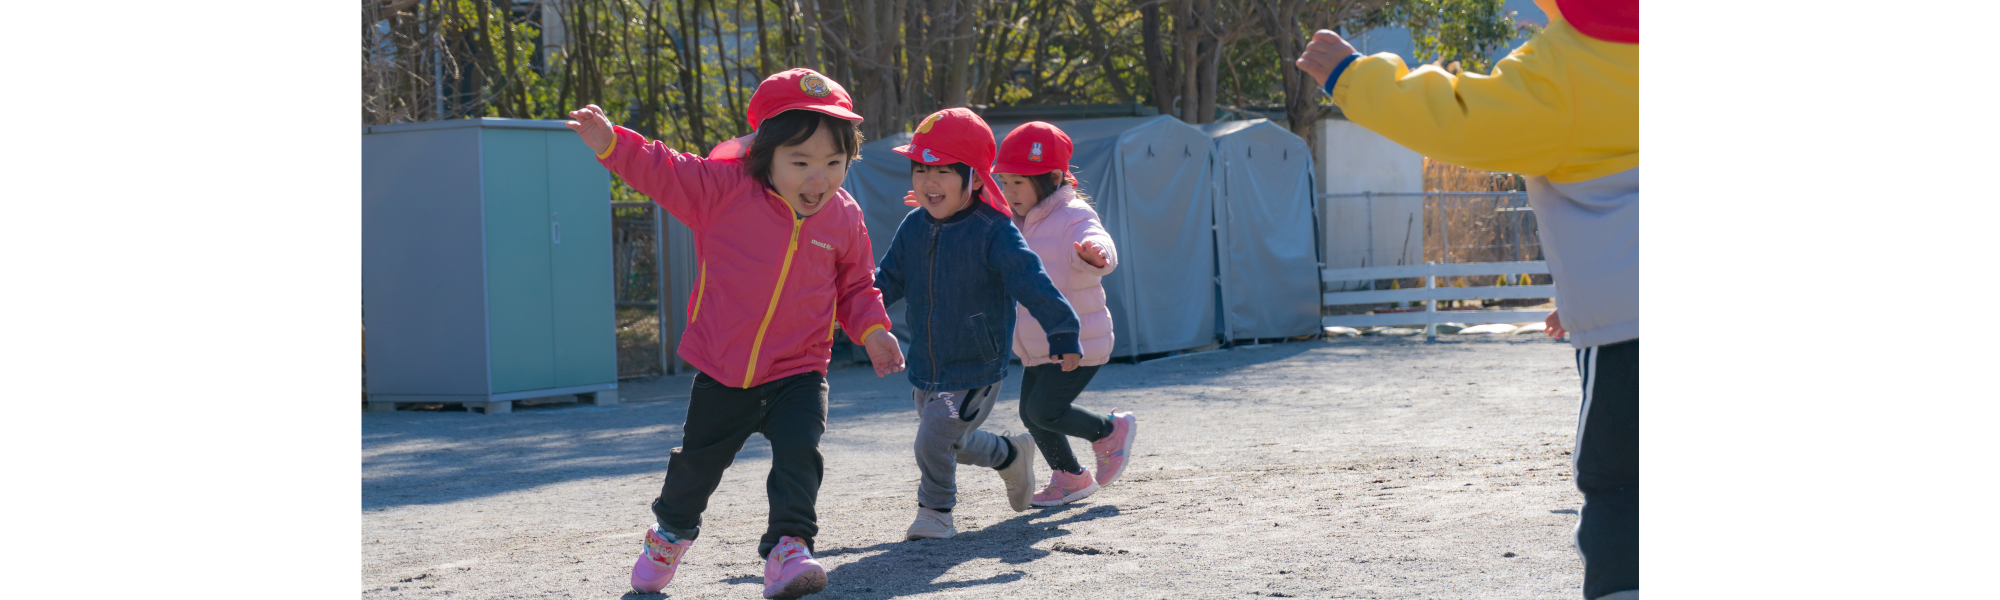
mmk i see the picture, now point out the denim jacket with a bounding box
[876,201,1082,392]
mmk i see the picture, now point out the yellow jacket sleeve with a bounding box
[1330,21,1637,183]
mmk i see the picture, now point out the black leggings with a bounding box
[1017,364,1111,474]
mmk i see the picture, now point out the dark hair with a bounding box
[909,160,984,204]
[1025,171,1092,207]
[745,110,865,185]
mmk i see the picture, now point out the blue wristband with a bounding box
[1323,53,1361,96]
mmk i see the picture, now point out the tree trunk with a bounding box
[1177,0,1197,122]
[1074,0,1132,104]
[756,0,775,77]
[1142,1,1174,115]
[944,0,975,107]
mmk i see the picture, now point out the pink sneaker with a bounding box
[761,535,827,599]
[629,524,693,593]
[1091,410,1138,486]
[1030,468,1100,507]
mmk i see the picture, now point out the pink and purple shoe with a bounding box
[1091,410,1138,486]
[629,524,693,593]
[762,535,827,599]
[1030,467,1100,507]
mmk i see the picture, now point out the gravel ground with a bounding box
[363,334,1587,599]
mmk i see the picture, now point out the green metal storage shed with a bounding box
[363,118,618,414]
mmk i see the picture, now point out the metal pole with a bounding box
[1365,191,1375,291]
[1439,193,1450,265]
[653,204,671,375]
[1424,261,1437,342]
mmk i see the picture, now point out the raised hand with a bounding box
[863,328,907,377]
[902,190,920,207]
[1074,240,1108,268]
[565,104,615,156]
[1293,30,1359,89]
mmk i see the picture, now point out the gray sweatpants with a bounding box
[912,382,1010,510]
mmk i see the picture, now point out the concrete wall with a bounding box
[1317,118,1425,291]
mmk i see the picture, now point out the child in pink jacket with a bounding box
[994,122,1137,507]
[567,68,904,600]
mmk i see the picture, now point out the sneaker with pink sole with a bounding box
[762,535,827,599]
[629,524,693,593]
[1030,467,1100,507]
[1091,410,1137,486]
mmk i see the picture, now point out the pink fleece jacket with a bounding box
[598,126,893,388]
[1010,185,1117,367]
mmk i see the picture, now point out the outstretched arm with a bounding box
[567,104,729,229]
[990,225,1084,371]
[1292,29,1573,177]
[835,218,903,377]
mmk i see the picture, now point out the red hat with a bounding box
[709,68,862,160]
[1556,0,1637,44]
[995,121,1073,178]
[745,68,862,129]
[892,108,1011,217]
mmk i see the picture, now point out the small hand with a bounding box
[1293,30,1358,89]
[1545,310,1567,339]
[565,104,615,156]
[1074,240,1109,268]
[1057,353,1081,372]
[903,190,920,207]
[864,329,907,377]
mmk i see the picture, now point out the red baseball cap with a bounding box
[1556,0,1637,44]
[893,108,1011,217]
[995,121,1073,177]
[745,68,863,129]
[709,68,862,160]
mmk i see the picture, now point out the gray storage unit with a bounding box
[363,118,618,414]
[844,115,1222,359]
[1201,119,1324,341]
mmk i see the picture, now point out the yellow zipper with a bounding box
[828,303,838,341]
[690,261,708,322]
[743,217,804,387]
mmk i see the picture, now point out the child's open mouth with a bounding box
[798,192,824,208]
[924,193,946,207]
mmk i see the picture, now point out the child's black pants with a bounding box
[650,370,827,559]
[1574,339,1638,599]
[1017,364,1111,474]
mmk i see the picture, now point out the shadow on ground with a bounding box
[362,338,1453,511]
[816,504,1123,599]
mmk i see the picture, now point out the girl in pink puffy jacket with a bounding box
[993,122,1138,507]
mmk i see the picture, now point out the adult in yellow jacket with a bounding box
[1296,1,1637,598]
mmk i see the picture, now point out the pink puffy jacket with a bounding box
[598,126,893,389]
[1011,185,1117,367]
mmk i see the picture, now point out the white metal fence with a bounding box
[1317,191,1554,340]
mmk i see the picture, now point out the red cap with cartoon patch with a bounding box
[995,121,1073,178]
[892,108,1010,217]
[709,68,862,160]
[746,68,862,129]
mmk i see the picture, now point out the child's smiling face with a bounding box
[767,125,850,217]
[995,173,1040,216]
[911,163,980,220]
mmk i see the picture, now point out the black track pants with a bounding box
[1017,364,1111,474]
[650,371,827,559]
[1573,339,1638,599]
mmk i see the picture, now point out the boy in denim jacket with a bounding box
[873,108,1084,540]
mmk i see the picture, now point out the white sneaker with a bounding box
[998,434,1038,512]
[904,507,956,540]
